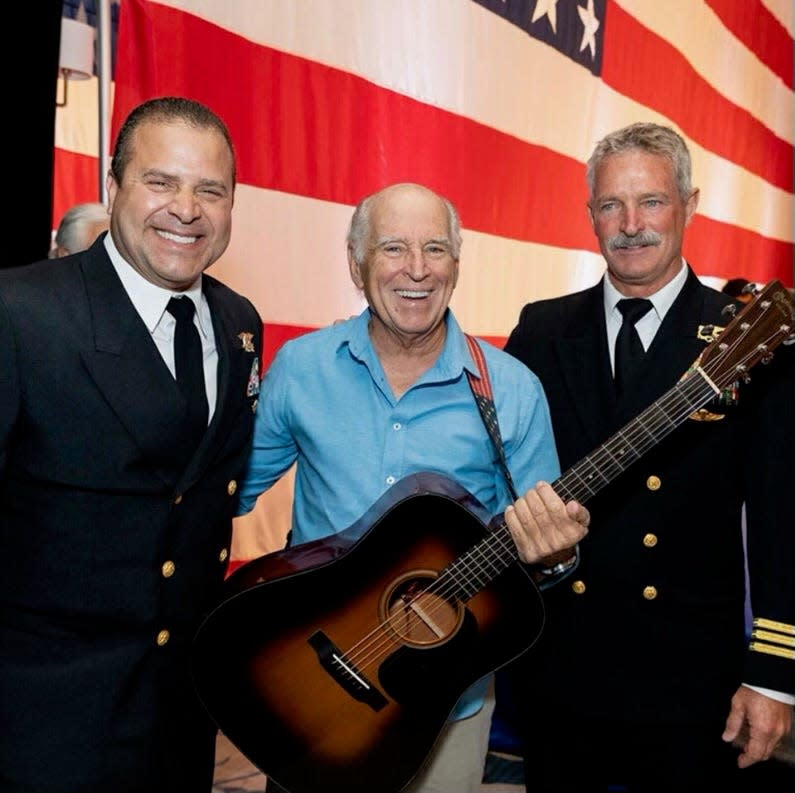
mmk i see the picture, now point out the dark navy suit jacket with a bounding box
[0,235,263,792]
[504,268,794,723]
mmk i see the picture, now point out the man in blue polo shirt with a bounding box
[237,182,588,793]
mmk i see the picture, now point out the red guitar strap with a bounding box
[464,334,519,501]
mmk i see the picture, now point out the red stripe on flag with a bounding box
[705,0,793,91]
[260,323,316,372]
[684,215,793,286]
[602,0,792,192]
[112,0,793,286]
[259,324,512,375]
[52,148,101,227]
[112,1,595,255]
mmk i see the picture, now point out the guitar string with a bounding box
[336,314,787,681]
[340,325,783,684]
[327,310,789,686]
[341,383,712,677]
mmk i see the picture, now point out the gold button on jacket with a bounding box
[643,586,658,600]
[227,480,237,495]
[646,475,661,491]
[572,580,586,594]
[156,629,170,646]
[161,560,175,578]
[643,533,658,547]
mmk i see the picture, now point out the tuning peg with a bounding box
[721,304,738,318]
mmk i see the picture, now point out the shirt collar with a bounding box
[603,259,688,322]
[103,233,209,336]
[344,308,470,382]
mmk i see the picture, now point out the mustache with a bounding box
[607,231,662,251]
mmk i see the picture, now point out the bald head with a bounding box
[347,183,462,267]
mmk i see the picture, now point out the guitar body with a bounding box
[193,473,544,793]
[193,281,794,793]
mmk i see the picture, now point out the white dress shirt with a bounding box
[103,234,218,423]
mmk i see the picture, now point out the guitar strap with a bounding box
[464,334,519,502]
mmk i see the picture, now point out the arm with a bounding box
[724,343,795,766]
[0,287,21,476]
[236,346,300,515]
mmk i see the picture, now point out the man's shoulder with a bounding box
[271,320,351,364]
[0,256,83,304]
[469,334,545,383]
[518,285,596,319]
[203,274,261,321]
[507,285,598,348]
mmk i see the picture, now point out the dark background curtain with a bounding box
[9,3,62,267]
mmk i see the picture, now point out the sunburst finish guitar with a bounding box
[192,281,792,793]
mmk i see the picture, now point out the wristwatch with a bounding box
[539,553,578,577]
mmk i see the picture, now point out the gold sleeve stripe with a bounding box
[749,642,795,660]
[752,618,795,635]
[752,629,795,648]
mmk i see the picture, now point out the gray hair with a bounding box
[586,122,693,200]
[346,183,463,266]
[49,202,109,258]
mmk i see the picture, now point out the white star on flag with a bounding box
[578,0,600,59]
[531,0,559,34]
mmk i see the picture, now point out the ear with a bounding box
[586,201,596,232]
[684,188,699,227]
[106,170,118,211]
[348,247,364,289]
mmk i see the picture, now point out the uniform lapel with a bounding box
[553,284,616,449]
[177,277,256,488]
[78,246,188,479]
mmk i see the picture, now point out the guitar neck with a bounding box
[552,367,714,505]
[444,279,792,601]
[446,368,717,600]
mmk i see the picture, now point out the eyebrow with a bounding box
[141,169,230,193]
[374,236,451,246]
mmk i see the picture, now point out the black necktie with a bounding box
[614,298,653,395]
[166,297,208,450]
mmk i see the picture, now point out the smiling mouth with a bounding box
[396,289,431,299]
[157,230,199,245]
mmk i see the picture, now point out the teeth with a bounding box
[157,230,198,244]
[396,290,430,298]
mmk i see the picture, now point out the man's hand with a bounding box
[504,481,589,564]
[722,685,793,768]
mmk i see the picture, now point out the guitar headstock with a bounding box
[697,280,793,390]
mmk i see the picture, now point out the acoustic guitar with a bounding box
[192,280,792,793]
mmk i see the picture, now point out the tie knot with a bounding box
[167,296,196,323]
[616,298,653,325]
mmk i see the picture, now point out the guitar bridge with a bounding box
[308,630,388,712]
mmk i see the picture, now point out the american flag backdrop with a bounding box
[54,0,794,563]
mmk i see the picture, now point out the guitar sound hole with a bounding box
[379,570,463,648]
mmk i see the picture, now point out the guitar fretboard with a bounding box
[443,367,715,601]
[442,280,792,602]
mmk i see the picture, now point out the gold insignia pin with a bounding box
[238,332,255,352]
[696,324,725,343]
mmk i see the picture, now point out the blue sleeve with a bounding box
[501,363,561,499]
[236,346,299,515]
